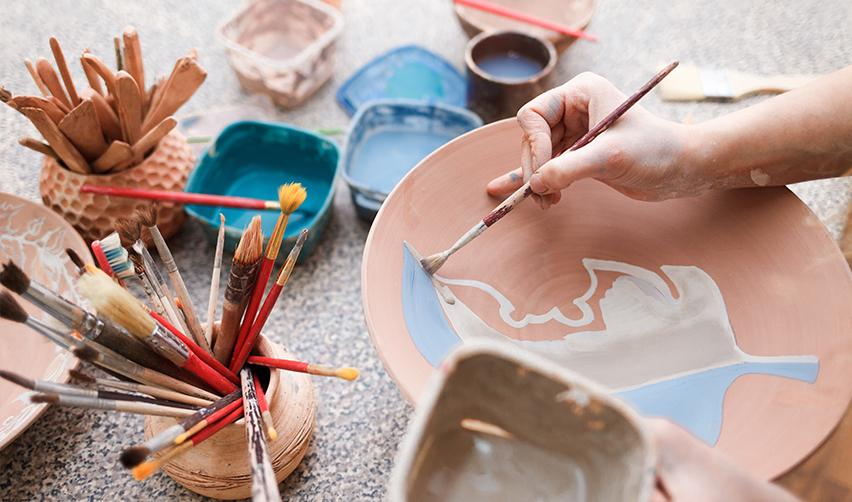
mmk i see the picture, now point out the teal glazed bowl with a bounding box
[186,120,339,260]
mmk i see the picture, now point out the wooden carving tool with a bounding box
[115,71,143,144]
[48,37,80,106]
[71,370,211,408]
[81,53,117,96]
[58,98,108,160]
[24,58,50,96]
[18,137,60,161]
[420,62,680,274]
[128,116,176,165]
[93,140,132,173]
[47,95,70,113]
[83,88,121,142]
[141,55,206,134]
[35,57,71,109]
[8,95,66,124]
[20,106,89,174]
[122,27,145,103]
[80,49,104,95]
[113,36,124,71]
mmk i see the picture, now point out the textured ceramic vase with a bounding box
[144,336,315,500]
[389,342,653,501]
[39,131,193,243]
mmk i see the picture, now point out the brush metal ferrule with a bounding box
[34,380,97,399]
[145,325,190,366]
[144,423,184,452]
[54,393,117,411]
[22,281,80,327]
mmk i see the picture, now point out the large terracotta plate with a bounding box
[362,119,852,479]
[0,193,88,450]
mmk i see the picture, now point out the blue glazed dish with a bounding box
[336,45,467,116]
[185,120,339,261]
[341,99,482,221]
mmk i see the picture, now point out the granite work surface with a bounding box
[0,0,850,500]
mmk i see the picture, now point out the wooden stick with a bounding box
[240,368,281,501]
[8,95,66,124]
[420,62,680,274]
[113,36,123,71]
[81,54,117,96]
[24,58,49,96]
[127,116,176,166]
[48,37,80,106]
[58,99,108,160]
[84,88,121,142]
[80,49,104,96]
[47,95,70,113]
[20,106,89,174]
[122,27,145,104]
[92,140,132,173]
[141,56,206,134]
[206,214,226,346]
[35,57,71,109]
[115,71,142,144]
[19,137,60,161]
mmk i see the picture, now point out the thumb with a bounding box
[529,142,608,194]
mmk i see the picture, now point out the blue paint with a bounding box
[342,100,482,221]
[336,45,468,116]
[185,120,339,261]
[616,360,818,444]
[401,243,462,366]
[476,52,543,80]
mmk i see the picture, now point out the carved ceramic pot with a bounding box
[145,336,315,499]
[39,131,193,243]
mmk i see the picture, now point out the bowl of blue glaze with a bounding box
[186,120,339,260]
[341,99,482,221]
[336,45,468,116]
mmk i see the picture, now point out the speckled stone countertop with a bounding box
[0,1,849,500]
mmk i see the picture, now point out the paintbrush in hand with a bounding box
[240,367,281,502]
[420,62,680,274]
[213,216,263,365]
[230,230,308,372]
[248,356,360,381]
[230,184,306,371]
[137,206,210,353]
[77,268,236,394]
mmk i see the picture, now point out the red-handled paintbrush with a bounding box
[249,356,359,381]
[80,184,286,211]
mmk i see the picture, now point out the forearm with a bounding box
[690,65,852,188]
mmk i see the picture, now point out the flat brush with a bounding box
[420,62,680,275]
[80,185,296,211]
[253,374,277,440]
[77,269,236,394]
[70,369,211,407]
[248,356,360,381]
[206,213,226,347]
[132,405,243,480]
[230,229,308,373]
[137,206,210,354]
[213,215,262,365]
[240,367,281,502]
[1,260,181,378]
[121,389,241,467]
[31,392,194,418]
[0,369,196,409]
[231,184,307,371]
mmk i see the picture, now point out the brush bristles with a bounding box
[0,290,28,323]
[77,272,154,338]
[136,205,157,228]
[0,369,36,390]
[420,253,448,275]
[120,445,150,468]
[65,248,85,270]
[336,368,360,381]
[278,183,307,215]
[234,216,263,264]
[69,369,96,384]
[30,393,59,404]
[72,345,100,362]
[0,261,30,294]
[115,217,142,248]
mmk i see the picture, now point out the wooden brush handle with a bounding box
[20,106,89,173]
[240,368,281,502]
[35,57,71,109]
[729,71,816,97]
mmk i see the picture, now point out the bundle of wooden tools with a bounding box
[0,27,206,174]
[0,185,358,500]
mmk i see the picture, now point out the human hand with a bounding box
[486,72,710,207]
[646,418,798,502]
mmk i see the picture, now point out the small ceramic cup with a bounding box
[465,30,557,123]
[38,131,194,243]
[144,336,316,500]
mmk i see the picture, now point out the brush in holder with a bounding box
[144,336,316,500]
[39,131,194,243]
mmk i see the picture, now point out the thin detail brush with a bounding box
[69,369,211,407]
[31,392,194,418]
[138,206,210,354]
[240,367,281,501]
[231,184,306,369]
[253,374,277,440]
[230,229,308,372]
[213,216,262,365]
[115,217,167,316]
[248,356,360,381]
[205,213,226,347]
[420,62,680,274]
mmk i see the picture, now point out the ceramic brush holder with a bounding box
[144,335,316,500]
[39,130,194,243]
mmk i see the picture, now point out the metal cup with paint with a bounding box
[465,30,557,122]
